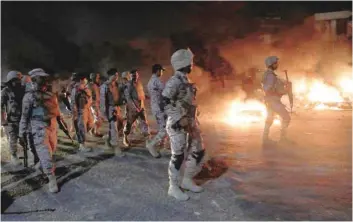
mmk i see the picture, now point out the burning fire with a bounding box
[294,77,352,110]
[222,100,281,126]
[219,75,352,127]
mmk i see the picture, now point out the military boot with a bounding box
[181,158,203,193]
[262,126,276,146]
[79,143,92,152]
[168,181,189,201]
[146,138,161,158]
[168,160,189,201]
[113,145,125,157]
[10,154,21,166]
[123,134,130,147]
[102,135,112,151]
[48,174,59,193]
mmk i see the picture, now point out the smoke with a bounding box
[219,16,352,83]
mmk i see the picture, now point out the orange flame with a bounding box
[222,100,281,126]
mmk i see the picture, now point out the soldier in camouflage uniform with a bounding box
[67,73,78,133]
[100,68,124,156]
[262,56,291,144]
[88,72,104,137]
[161,49,206,201]
[1,71,26,165]
[146,64,168,158]
[74,73,94,152]
[118,71,130,133]
[123,69,150,147]
[22,69,45,168]
[19,69,60,193]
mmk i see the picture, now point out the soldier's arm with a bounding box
[157,78,165,92]
[99,85,106,115]
[161,78,183,123]
[1,89,8,124]
[19,93,33,137]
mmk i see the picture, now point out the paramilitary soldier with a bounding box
[100,68,124,156]
[88,72,104,137]
[161,49,206,201]
[19,69,60,193]
[74,72,94,152]
[123,69,150,147]
[1,70,26,165]
[262,56,292,144]
[146,64,168,158]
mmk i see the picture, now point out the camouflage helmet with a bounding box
[265,56,279,67]
[28,68,49,78]
[71,72,78,81]
[121,71,130,79]
[6,70,21,83]
[171,48,194,71]
[90,72,101,81]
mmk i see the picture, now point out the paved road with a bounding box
[1,109,351,221]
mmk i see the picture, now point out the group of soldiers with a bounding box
[1,48,291,201]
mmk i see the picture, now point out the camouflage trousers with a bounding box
[264,96,291,134]
[5,122,20,155]
[123,106,149,136]
[107,106,122,146]
[26,125,39,163]
[32,118,57,175]
[150,109,168,146]
[76,108,94,144]
[166,118,205,185]
[91,106,104,132]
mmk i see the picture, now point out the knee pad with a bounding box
[171,153,184,170]
[191,149,205,165]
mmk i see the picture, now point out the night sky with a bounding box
[1,1,352,75]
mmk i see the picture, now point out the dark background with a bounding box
[1,1,351,77]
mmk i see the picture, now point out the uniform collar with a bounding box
[267,69,278,76]
[175,71,187,80]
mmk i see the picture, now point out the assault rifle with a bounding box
[284,70,293,114]
[57,116,74,143]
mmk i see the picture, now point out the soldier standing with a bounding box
[68,73,78,133]
[123,69,150,147]
[262,56,291,144]
[19,69,60,193]
[88,72,104,137]
[100,68,124,156]
[74,73,94,152]
[1,70,26,165]
[146,64,168,158]
[161,49,206,201]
